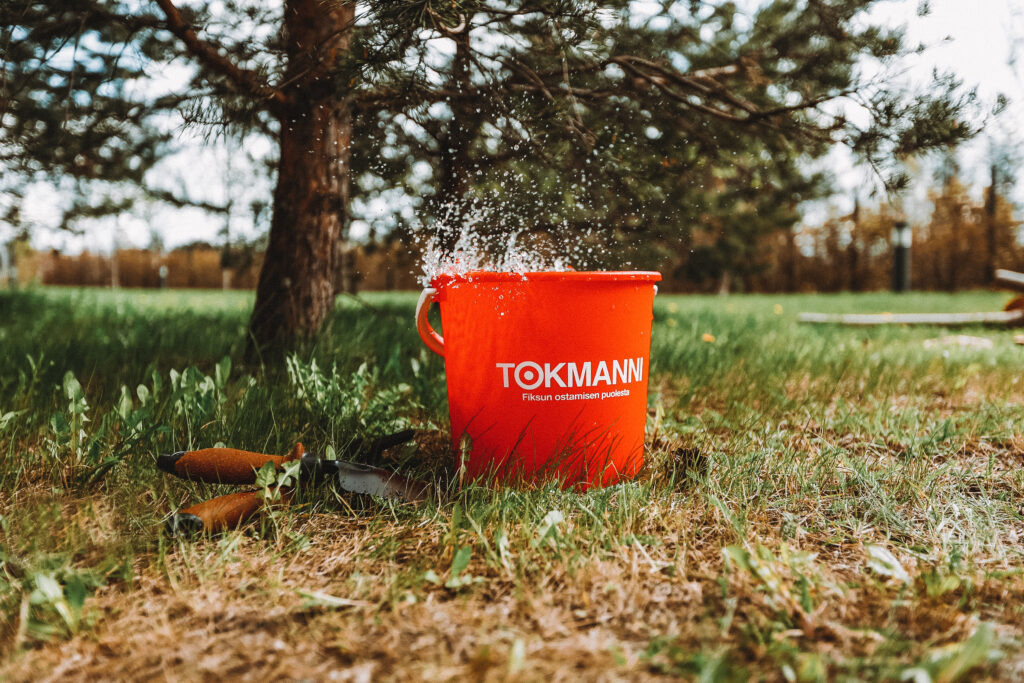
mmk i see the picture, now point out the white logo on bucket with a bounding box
[496,358,644,390]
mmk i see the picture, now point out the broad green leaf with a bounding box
[450,545,472,579]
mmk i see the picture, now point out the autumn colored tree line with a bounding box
[10,175,1019,294]
[739,177,1022,293]
[4,243,421,292]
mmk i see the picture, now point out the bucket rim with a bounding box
[429,270,662,288]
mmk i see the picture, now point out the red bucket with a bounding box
[416,270,661,488]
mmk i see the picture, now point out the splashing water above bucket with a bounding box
[418,216,580,286]
[414,181,632,286]
[416,269,660,489]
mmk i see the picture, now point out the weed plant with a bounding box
[0,287,1022,680]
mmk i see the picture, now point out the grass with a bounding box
[1,286,1023,681]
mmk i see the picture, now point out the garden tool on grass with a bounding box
[157,430,429,535]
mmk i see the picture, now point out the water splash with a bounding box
[417,188,612,285]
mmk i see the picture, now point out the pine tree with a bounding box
[0,2,183,231]
[2,1,979,353]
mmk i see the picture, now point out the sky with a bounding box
[8,0,1024,254]
[831,0,1024,213]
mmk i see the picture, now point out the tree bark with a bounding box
[247,0,354,358]
[717,270,731,295]
[985,164,997,285]
[785,228,797,291]
[847,196,860,291]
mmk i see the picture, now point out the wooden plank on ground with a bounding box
[798,310,1024,326]
[996,269,1024,292]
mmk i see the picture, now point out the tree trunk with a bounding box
[986,164,997,285]
[785,228,797,291]
[247,0,354,357]
[717,270,731,295]
[848,196,860,291]
[948,219,958,292]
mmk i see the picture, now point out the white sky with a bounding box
[826,0,1024,215]
[8,0,1024,254]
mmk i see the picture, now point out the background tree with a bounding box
[753,175,1021,294]
[353,0,977,291]
[3,1,980,354]
[0,3,170,237]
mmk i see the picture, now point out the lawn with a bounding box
[1,286,1022,681]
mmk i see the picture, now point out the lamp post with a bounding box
[891,220,912,293]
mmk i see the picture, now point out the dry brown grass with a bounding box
[4,435,1023,682]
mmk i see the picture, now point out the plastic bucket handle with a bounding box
[416,287,445,356]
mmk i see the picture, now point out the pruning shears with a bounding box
[157,430,429,535]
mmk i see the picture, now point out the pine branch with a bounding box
[152,0,286,112]
[147,187,230,214]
